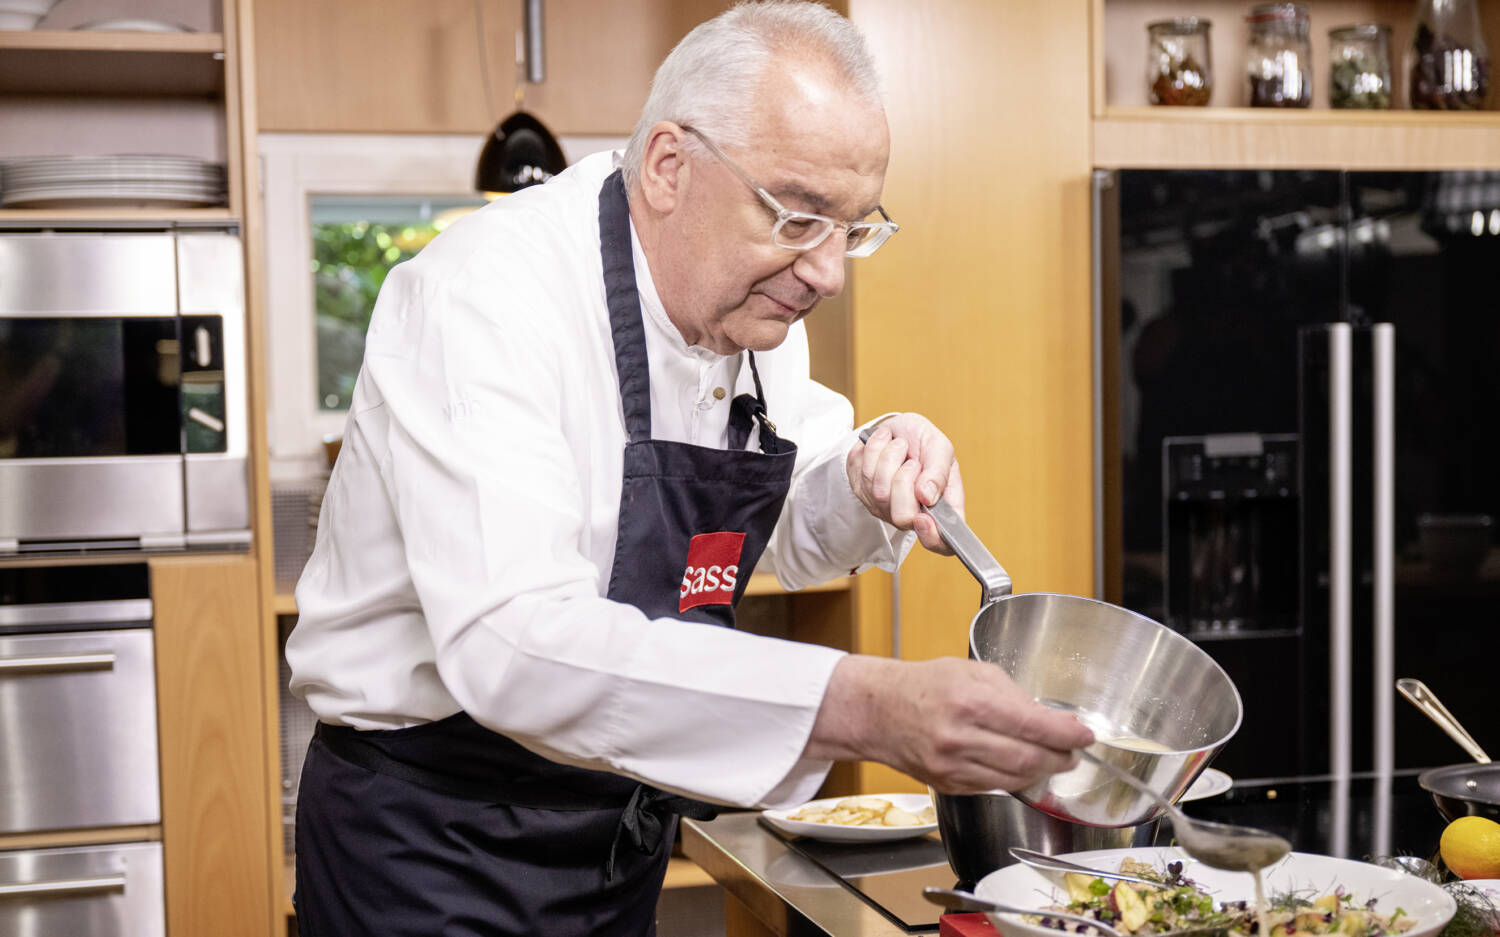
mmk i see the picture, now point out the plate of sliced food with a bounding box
[762,793,938,843]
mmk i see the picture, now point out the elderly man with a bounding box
[287,2,1093,933]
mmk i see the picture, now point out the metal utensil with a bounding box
[1077,750,1290,873]
[1008,847,1164,887]
[933,786,1160,886]
[1396,678,1491,764]
[1370,855,1443,883]
[922,887,1127,933]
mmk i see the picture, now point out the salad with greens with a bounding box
[1028,858,1416,937]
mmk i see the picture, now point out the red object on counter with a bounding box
[940,912,1000,936]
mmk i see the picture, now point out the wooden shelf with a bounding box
[0,824,162,852]
[663,855,716,890]
[742,571,853,597]
[1095,106,1500,169]
[0,31,226,95]
[0,208,235,225]
[0,29,224,53]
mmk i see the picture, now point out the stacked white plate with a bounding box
[0,155,227,208]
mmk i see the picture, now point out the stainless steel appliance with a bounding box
[1163,433,1299,634]
[0,842,165,937]
[0,563,161,833]
[1095,168,1500,859]
[0,228,249,553]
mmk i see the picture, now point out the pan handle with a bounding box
[858,426,1012,603]
[1396,677,1492,764]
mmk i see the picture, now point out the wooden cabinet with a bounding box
[0,3,278,934]
[1094,0,1500,168]
[833,0,1100,794]
[150,555,273,937]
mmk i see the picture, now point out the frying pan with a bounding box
[1418,764,1500,822]
[1397,677,1500,821]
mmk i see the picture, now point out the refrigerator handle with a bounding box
[1092,170,1119,602]
[1329,323,1353,859]
[1372,324,1397,857]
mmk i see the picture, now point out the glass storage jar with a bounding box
[1407,0,1489,109]
[1147,18,1213,106]
[1246,3,1312,107]
[1329,24,1393,108]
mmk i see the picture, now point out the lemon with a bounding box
[1439,815,1500,880]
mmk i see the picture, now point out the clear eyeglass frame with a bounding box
[679,124,898,258]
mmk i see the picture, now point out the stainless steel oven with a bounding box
[0,842,165,937]
[0,228,249,554]
[0,563,161,834]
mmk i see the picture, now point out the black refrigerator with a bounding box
[1093,169,1500,855]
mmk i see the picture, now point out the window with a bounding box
[310,195,483,411]
[261,133,623,480]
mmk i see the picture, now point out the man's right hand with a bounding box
[804,655,1095,793]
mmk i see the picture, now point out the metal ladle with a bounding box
[1078,750,1291,873]
[1396,677,1491,764]
[1008,847,1164,887]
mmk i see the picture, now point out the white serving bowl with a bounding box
[975,845,1456,937]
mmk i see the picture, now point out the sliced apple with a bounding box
[1113,882,1149,932]
[1064,873,1098,904]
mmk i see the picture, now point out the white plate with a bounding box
[761,793,938,843]
[1178,768,1233,803]
[976,846,1456,937]
[74,18,193,32]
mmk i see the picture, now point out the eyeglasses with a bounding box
[680,125,898,258]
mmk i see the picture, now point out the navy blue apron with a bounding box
[293,169,799,937]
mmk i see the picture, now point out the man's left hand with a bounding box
[845,413,963,555]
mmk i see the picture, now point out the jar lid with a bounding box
[1147,16,1211,33]
[1246,3,1308,23]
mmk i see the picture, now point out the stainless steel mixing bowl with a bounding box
[933,787,1161,885]
[972,592,1242,827]
[904,488,1242,831]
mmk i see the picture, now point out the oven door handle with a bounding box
[0,598,152,631]
[0,873,128,898]
[0,652,116,674]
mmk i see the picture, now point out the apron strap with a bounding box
[728,351,791,455]
[606,786,720,883]
[599,170,653,444]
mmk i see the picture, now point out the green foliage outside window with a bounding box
[312,220,440,410]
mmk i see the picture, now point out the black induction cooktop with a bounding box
[757,816,953,933]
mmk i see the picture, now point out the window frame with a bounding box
[259,132,623,480]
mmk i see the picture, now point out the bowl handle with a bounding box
[858,425,1012,602]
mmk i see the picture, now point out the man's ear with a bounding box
[637,122,688,214]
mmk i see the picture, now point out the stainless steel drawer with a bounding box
[0,625,161,833]
[0,842,164,937]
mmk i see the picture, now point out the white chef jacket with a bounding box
[286,150,912,809]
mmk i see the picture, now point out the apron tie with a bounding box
[606,785,721,883]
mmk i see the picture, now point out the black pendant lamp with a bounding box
[474,0,567,199]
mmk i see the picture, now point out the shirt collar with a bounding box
[628,217,729,364]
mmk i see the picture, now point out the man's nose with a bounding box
[793,233,846,299]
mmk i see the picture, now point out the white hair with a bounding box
[621,1,883,191]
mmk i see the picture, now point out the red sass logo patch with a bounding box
[679,531,746,612]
